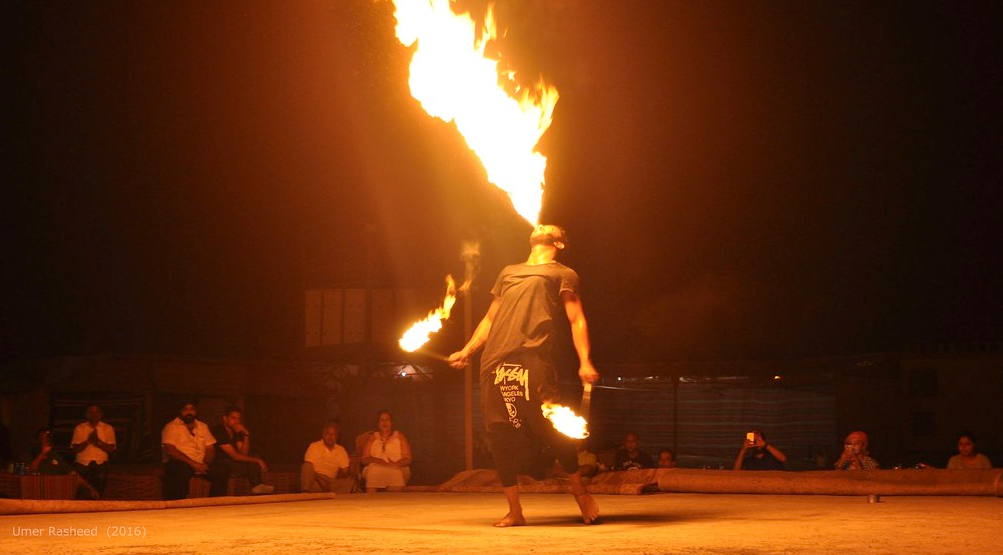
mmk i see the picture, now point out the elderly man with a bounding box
[450,224,600,527]
[70,404,116,497]
[300,421,353,494]
[161,402,229,499]
[835,430,879,470]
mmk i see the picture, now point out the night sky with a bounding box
[3,0,1001,365]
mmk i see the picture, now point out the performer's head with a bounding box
[530,224,568,251]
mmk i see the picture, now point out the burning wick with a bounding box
[542,403,589,439]
[398,275,468,353]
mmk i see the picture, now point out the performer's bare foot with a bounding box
[493,512,527,528]
[575,493,599,524]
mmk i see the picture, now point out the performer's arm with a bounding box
[448,297,500,368]
[563,291,599,384]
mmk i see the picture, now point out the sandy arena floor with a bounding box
[2,492,1001,555]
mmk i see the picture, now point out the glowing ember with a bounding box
[542,402,589,439]
[399,275,461,352]
[392,0,558,226]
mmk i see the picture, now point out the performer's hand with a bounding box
[578,360,599,384]
[447,351,469,370]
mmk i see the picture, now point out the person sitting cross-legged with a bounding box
[300,421,354,494]
[360,410,412,492]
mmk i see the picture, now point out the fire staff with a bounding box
[449,224,600,527]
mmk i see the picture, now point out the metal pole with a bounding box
[672,374,679,456]
[461,241,480,471]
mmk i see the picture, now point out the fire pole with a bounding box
[461,241,480,471]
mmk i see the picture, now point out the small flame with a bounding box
[399,275,463,352]
[542,403,589,439]
[392,0,558,226]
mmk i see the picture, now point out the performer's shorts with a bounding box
[481,352,578,487]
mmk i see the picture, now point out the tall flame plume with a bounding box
[392,0,559,226]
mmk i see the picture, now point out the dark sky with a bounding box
[3,0,1001,364]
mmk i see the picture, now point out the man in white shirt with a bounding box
[161,402,229,499]
[70,404,116,497]
[301,421,353,494]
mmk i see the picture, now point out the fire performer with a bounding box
[449,224,600,527]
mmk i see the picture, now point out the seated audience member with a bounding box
[23,429,99,499]
[210,406,274,494]
[361,410,412,492]
[947,432,993,470]
[658,448,676,469]
[28,429,72,475]
[70,404,116,497]
[835,430,879,470]
[161,402,229,499]
[734,429,786,470]
[301,421,353,494]
[613,432,654,471]
[577,443,599,477]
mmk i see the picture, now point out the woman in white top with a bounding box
[361,410,413,492]
[946,432,993,470]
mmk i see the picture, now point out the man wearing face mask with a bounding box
[161,402,229,499]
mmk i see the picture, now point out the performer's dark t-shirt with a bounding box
[480,262,580,429]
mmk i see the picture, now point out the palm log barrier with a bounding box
[0,492,337,516]
[656,468,1003,496]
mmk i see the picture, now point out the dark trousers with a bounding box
[219,459,261,486]
[72,461,110,496]
[488,421,578,487]
[163,459,230,500]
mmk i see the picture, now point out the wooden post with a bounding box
[461,241,480,471]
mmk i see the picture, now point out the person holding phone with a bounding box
[734,429,786,470]
[835,430,879,470]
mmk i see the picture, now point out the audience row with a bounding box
[0,402,413,499]
[1,405,994,501]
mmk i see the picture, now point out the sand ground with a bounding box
[2,492,1001,555]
